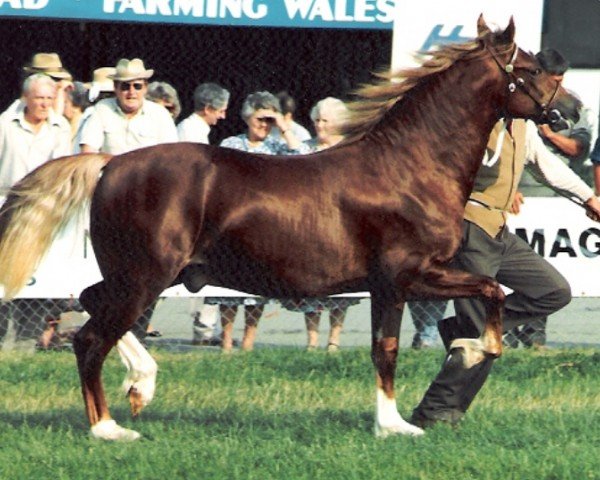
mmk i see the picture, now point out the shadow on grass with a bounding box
[0,405,375,439]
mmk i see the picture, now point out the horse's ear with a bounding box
[498,16,516,44]
[476,14,490,36]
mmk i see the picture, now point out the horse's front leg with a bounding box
[370,290,424,437]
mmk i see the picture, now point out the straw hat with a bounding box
[23,52,72,80]
[109,58,154,82]
[85,67,116,92]
[85,67,117,102]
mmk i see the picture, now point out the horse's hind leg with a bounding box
[74,280,158,440]
[115,331,158,416]
[370,288,424,438]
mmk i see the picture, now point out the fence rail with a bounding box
[2,296,599,352]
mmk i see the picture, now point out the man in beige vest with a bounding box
[410,118,600,429]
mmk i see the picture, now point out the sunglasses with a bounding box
[256,117,275,124]
[119,81,145,92]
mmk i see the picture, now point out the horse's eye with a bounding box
[534,68,542,75]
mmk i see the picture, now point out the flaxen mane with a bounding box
[340,29,511,139]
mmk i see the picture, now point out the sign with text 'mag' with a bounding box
[7,198,600,298]
[0,0,397,29]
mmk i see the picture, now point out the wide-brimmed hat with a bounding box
[109,58,154,82]
[23,52,72,80]
[84,67,116,92]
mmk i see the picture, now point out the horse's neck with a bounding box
[372,64,503,203]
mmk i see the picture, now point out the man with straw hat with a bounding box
[79,58,177,156]
[79,58,177,340]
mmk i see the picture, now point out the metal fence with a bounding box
[2,296,599,352]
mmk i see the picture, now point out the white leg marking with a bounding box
[450,338,486,368]
[90,419,141,441]
[374,388,424,438]
[116,332,158,407]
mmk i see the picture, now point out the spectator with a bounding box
[63,81,91,151]
[73,66,117,154]
[408,300,444,349]
[175,82,230,346]
[409,118,600,429]
[79,57,177,155]
[79,58,178,340]
[216,91,307,351]
[177,82,229,144]
[5,52,73,118]
[271,91,311,142]
[507,49,594,348]
[0,73,71,343]
[85,66,117,104]
[147,81,181,120]
[220,90,306,154]
[282,97,359,352]
[0,74,71,190]
[21,52,73,117]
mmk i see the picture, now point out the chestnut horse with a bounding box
[0,17,578,440]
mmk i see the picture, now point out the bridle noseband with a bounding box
[485,42,561,122]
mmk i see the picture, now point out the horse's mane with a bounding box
[339,29,512,139]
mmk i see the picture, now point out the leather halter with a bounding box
[485,42,560,121]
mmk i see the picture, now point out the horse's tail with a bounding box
[0,153,112,300]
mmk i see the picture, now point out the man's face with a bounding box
[25,80,56,123]
[203,104,228,126]
[115,79,147,114]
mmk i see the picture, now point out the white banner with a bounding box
[9,197,600,298]
[506,197,600,297]
[391,0,544,71]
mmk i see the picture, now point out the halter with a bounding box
[485,41,560,122]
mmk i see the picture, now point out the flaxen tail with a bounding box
[0,153,112,299]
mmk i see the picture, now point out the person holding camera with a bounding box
[506,49,593,349]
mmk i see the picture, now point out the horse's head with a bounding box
[478,15,580,126]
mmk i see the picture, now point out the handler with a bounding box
[410,118,600,428]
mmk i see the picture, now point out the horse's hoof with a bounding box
[90,419,141,441]
[374,420,425,438]
[128,387,145,417]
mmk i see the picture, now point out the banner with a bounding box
[0,0,397,29]
[391,0,544,70]
[7,197,600,298]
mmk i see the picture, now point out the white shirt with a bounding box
[0,101,71,192]
[79,97,178,154]
[525,120,593,203]
[177,113,211,144]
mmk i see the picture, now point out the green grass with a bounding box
[1,347,599,479]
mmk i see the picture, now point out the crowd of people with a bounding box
[1,48,599,364]
[0,51,364,352]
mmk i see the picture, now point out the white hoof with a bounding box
[375,389,424,438]
[90,419,141,441]
[374,417,424,438]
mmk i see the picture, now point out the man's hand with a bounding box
[510,191,524,215]
[537,124,553,139]
[584,196,600,222]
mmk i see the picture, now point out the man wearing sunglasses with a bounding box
[79,57,177,156]
[78,58,177,341]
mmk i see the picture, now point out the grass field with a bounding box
[1,347,599,480]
